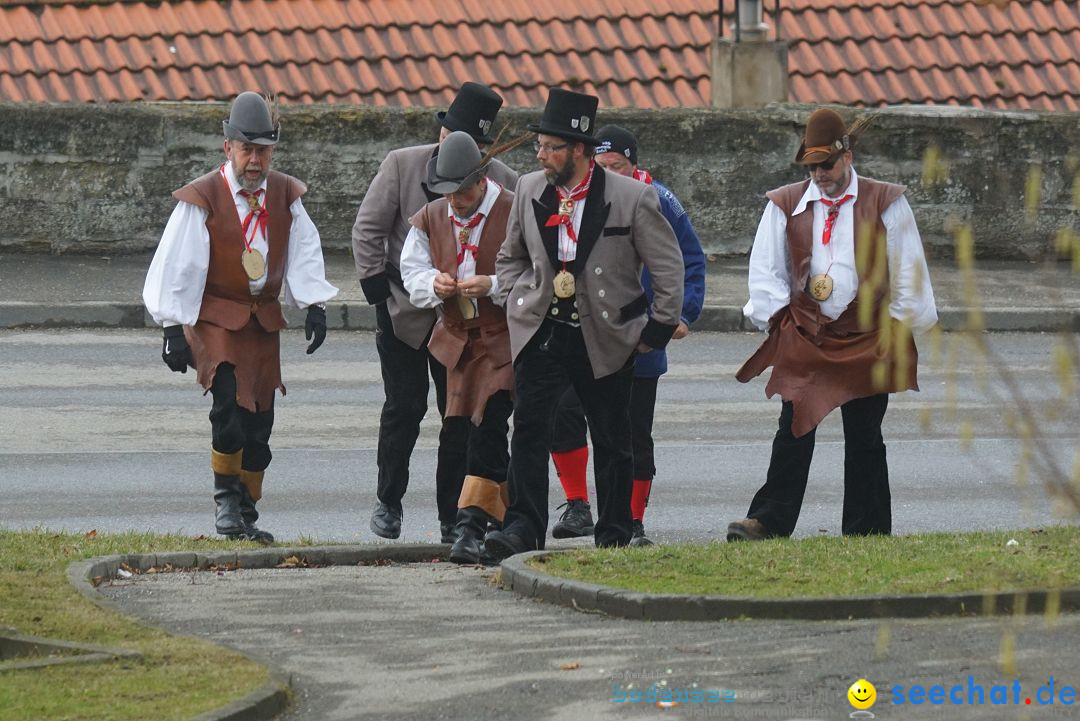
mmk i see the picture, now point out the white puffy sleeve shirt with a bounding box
[143,162,338,327]
[742,168,938,334]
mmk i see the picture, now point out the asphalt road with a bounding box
[1,329,1074,542]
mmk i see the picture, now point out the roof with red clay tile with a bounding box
[0,0,1076,111]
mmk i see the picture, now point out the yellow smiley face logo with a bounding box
[848,679,877,709]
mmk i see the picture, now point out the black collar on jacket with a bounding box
[531,165,611,275]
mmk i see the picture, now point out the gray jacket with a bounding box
[352,142,519,349]
[495,167,684,378]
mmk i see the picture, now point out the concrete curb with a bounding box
[67,543,450,721]
[2,302,1078,332]
[497,550,1080,621]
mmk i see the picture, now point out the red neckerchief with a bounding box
[544,160,595,243]
[632,167,653,184]
[450,211,484,265]
[819,194,853,246]
[220,164,268,252]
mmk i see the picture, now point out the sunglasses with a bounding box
[807,156,840,172]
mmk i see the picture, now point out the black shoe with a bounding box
[628,520,654,547]
[213,473,245,537]
[370,502,402,539]
[551,499,594,539]
[448,507,488,564]
[236,485,274,545]
[483,529,530,560]
[449,530,484,564]
[440,522,460,544]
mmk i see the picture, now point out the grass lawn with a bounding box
[534,526,1080,598]
[0,529,271,721]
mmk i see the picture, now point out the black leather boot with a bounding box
[449,506,490,564]
[238,484,274,545]
[213,473,246,538]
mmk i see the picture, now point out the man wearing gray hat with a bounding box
[484,88,685,560]
[399,131,518,563]
[352,82,519,543]
[144,91,338,543]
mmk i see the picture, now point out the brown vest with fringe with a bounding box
[173,168,306,412]
[736,176,919,437]
[409,185,514,424]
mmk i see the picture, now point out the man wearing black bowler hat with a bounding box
[352,82,519,542]
[484,88,685,559]
[144,91,338,544]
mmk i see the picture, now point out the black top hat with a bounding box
[527,88,600,146]
[437,82,504,145]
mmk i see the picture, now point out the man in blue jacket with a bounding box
[548,125,707,546]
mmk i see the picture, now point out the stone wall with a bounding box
[0,102,1076,259]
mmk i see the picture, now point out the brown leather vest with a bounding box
[410,188,513,332]
[766,177,906,335]
[173,169,306,332]
[737,175,918,437]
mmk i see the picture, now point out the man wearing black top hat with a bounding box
[352,82,519,542]
[484,88,685,558]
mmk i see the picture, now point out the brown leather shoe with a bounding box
[726,518,769,541]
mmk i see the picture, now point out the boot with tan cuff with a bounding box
[449,475,507,565]
[239,469,274,545]
[211,449,246,538]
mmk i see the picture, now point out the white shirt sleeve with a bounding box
[882,196,939,334]
[400,225,442,309]
[742,201,792,332]
[282,197,339,309]
[142,201,211,327]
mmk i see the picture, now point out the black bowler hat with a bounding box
[436,82,504,145]
[527,88,600,146]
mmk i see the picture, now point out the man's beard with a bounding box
[544,153,576,188]
[238,169,267,192]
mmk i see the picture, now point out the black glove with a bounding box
[305,305,327,354]
[161,325,192,373]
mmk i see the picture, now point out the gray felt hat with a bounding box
[425,131,489,195]
[222,91,280,145]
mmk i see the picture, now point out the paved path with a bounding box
[101,562,1080,720]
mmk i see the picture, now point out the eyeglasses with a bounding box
[534,140,570,155]
[808,157,840,172]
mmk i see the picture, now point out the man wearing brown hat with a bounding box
[727,107,938,542]
[483,88,685,559]
[400,131,518,563]
[352,82,519,542]
[144,91,338,543]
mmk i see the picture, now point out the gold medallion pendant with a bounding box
[241,248,266,280]
[553,269,575,299]
[456,294,477,320]
[458,227,471,243]
[246,194,262,212]
[809,273,833,301]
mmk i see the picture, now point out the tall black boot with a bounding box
[238,469,274,545]
[449,506,490,565]
[213,473,246,538]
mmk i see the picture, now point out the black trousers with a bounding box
[466,390,513,482]
[747,394,891,537]
[502,320,636,549]
[550,376,659,481]
[209,363,274,473]
[374,302,468,524]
